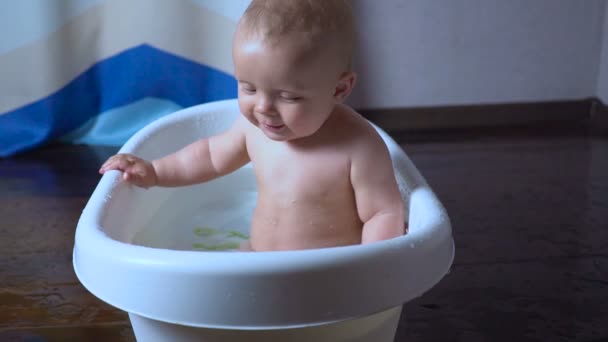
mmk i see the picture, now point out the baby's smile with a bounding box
[259,122,287,137]
[262,123,285,131]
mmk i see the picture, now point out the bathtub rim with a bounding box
[73,99,455,329]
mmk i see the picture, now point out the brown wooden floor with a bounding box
[1,129,607,342]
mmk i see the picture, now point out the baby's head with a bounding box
[233,0,357,141]
[238,0,355,72]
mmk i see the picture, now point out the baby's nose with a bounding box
[255,97,275,115]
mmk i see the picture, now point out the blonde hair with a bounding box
[239,0,355,70]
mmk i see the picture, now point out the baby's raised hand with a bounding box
[99,153,157,188]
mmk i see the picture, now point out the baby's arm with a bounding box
[99,116,250,187]
[350,128,406,243]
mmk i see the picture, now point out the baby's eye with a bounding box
[280,93,301,102]
[239,84,256,94]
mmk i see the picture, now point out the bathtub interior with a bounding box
[99,104,244,246]
[99,103,425,252]
[74,99,453,329]
[104,165,257,250]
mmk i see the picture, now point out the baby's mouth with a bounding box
[262,123,285,131]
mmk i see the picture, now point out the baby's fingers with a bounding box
[99,154,135,174]
[99,155,121,173]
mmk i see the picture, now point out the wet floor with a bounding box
[1,131,607,341]
[397,135,608,342]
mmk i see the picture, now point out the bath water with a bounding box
[132,167,257,251]
[130,164,406,252]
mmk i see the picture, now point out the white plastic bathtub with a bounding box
[73,99,454,342]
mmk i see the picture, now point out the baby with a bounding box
[99,0,406,252]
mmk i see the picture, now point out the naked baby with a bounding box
[99,0,406,252]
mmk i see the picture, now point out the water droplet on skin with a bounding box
[265,217,278,227]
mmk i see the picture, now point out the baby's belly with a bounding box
[250,194,363,251]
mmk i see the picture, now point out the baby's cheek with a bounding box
[237,102,254,122]
[237,100,248,115]
[242,112,257,125]
[286,108,307,125]
[237,97,254,113]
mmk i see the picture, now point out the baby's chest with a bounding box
[252,149,351,197]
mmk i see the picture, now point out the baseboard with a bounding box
[590,98,608,135]
[358,98,601,140]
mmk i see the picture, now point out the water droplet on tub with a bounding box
[410,243,416,248]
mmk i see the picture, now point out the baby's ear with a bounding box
[333,71,357,103]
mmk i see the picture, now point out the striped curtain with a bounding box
[0,0,250,157]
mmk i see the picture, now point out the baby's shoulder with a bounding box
[332,106,391,168]
[334,105,385,148]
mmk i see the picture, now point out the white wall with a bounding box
[597,2,608,102]
[3,1,608,108]
[189,0,250,21]
[349,0,606,109]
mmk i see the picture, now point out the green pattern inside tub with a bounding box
[191,227,249,251]
[130,167,257,252]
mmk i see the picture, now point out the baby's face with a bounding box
[233,31,347,141]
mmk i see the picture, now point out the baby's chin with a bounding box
[258,125,292,141]
[256,123,318,142]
